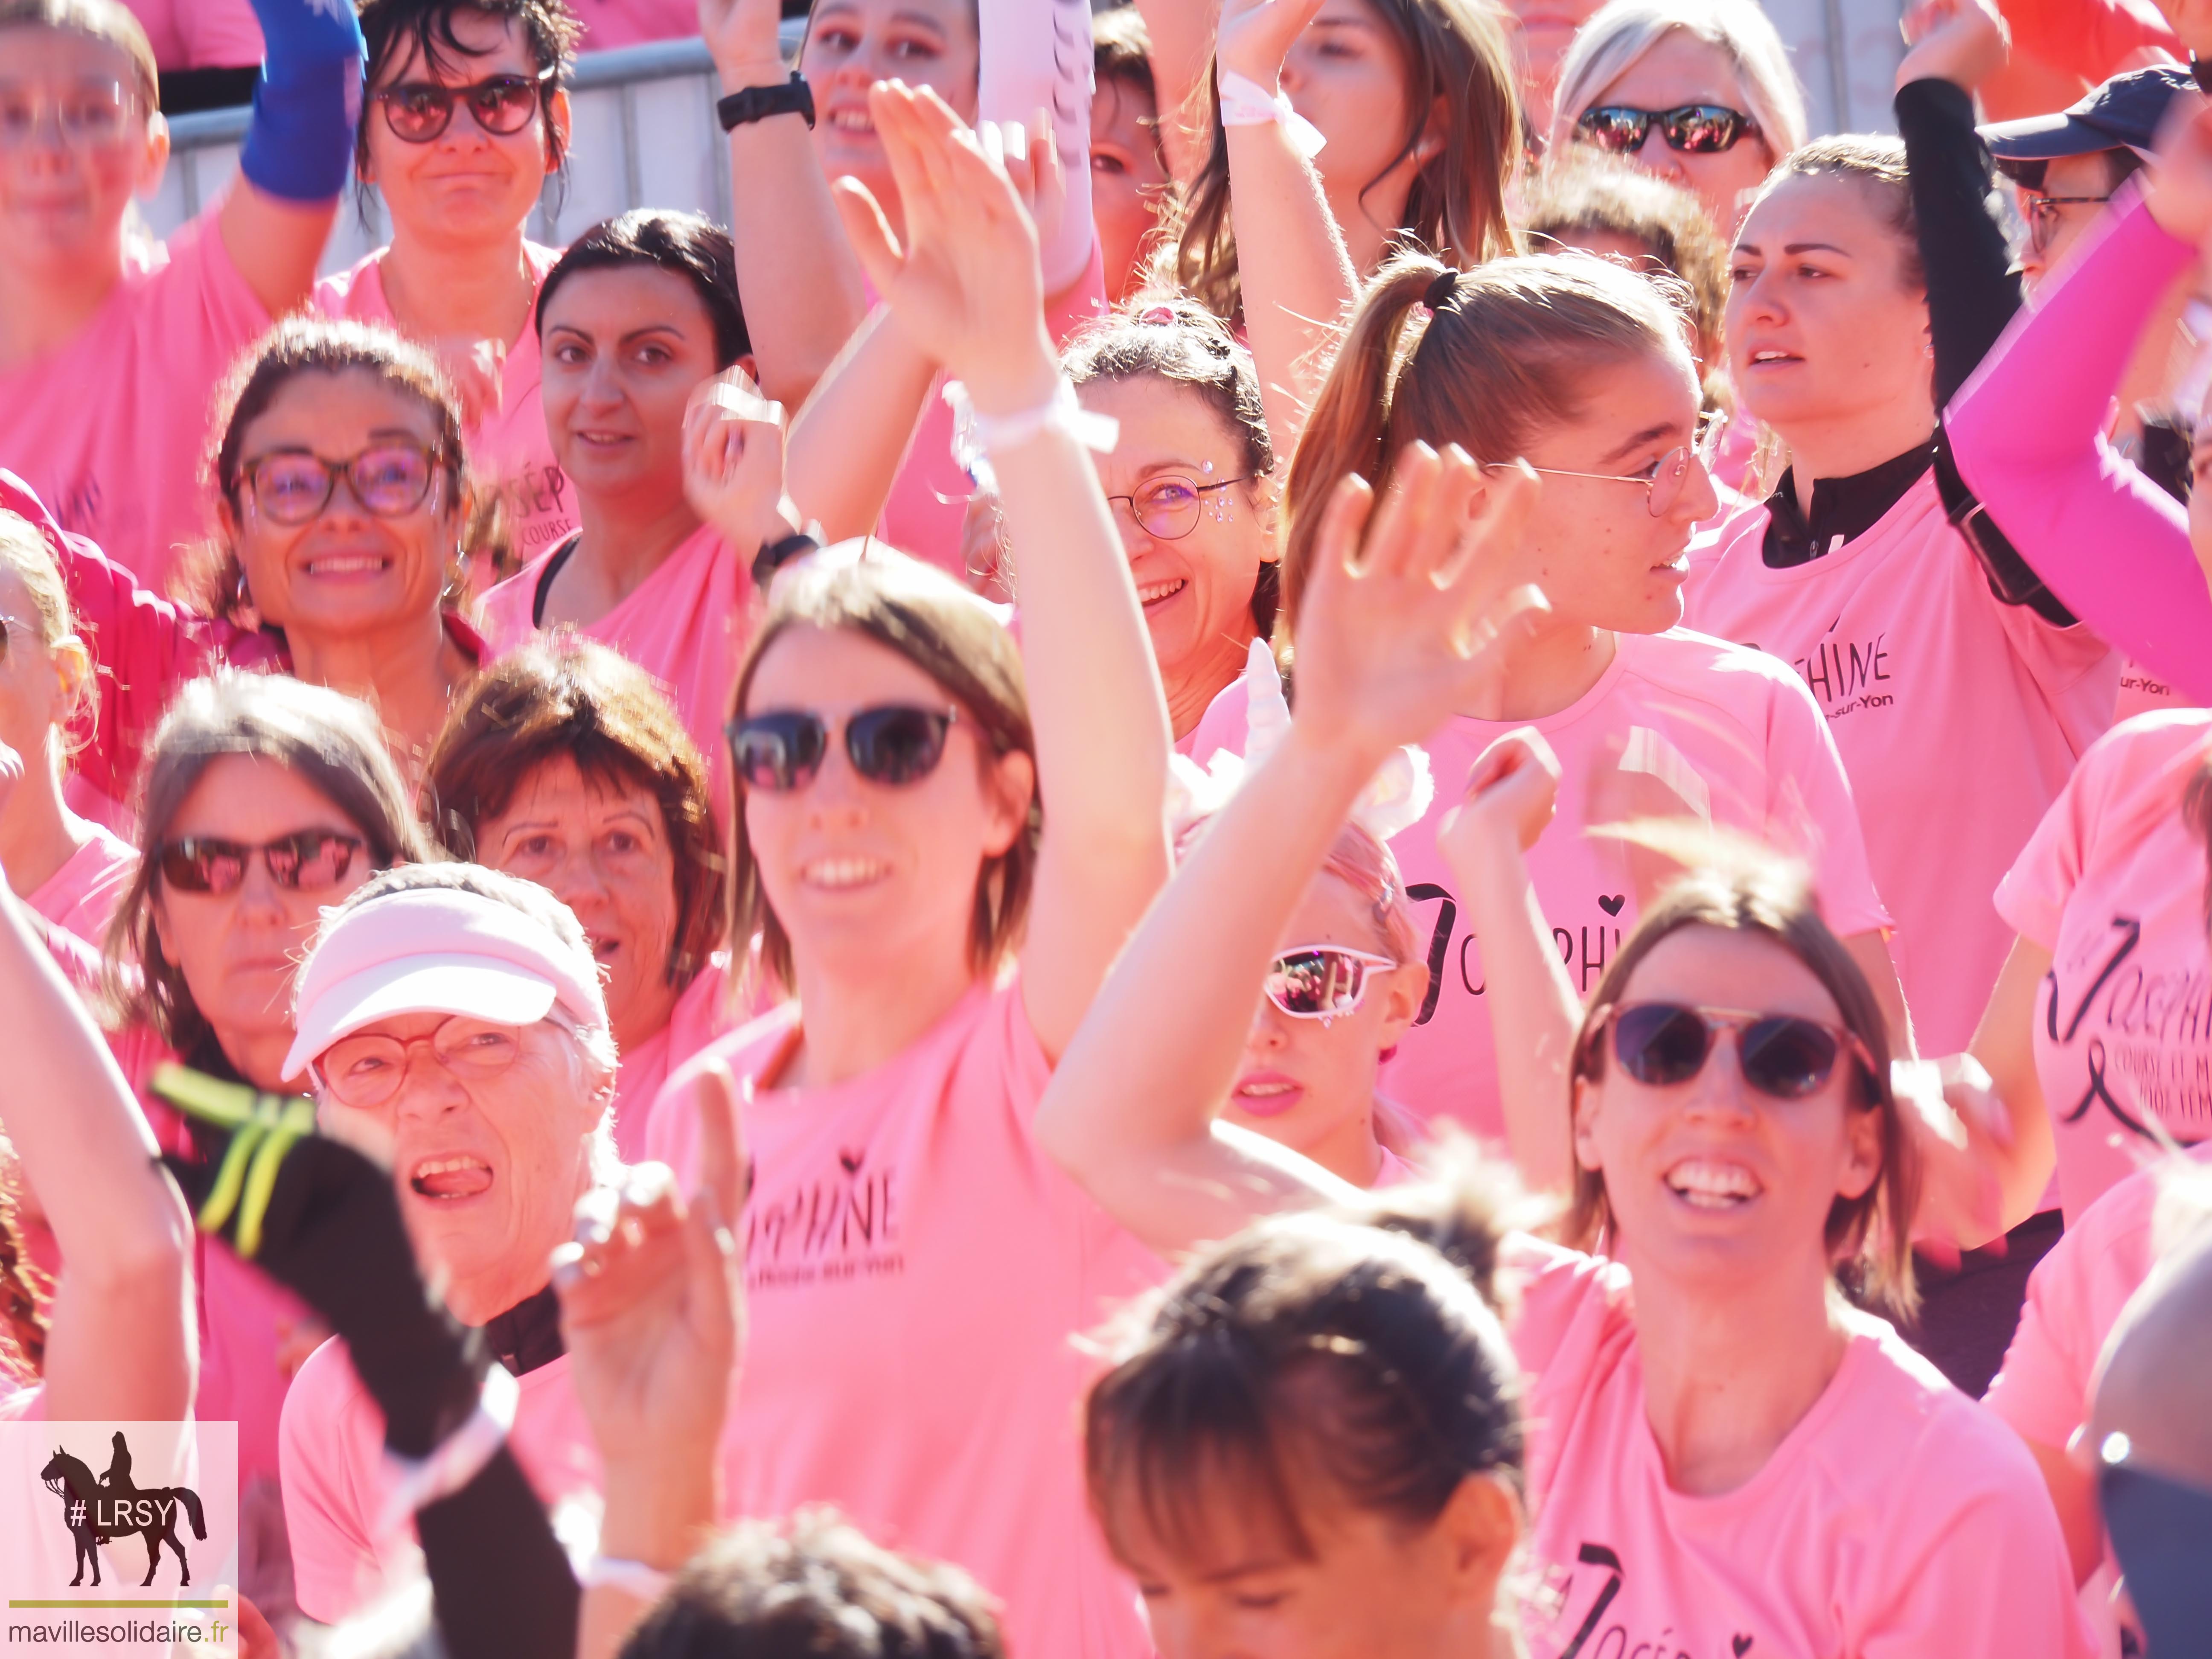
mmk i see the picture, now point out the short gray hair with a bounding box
[1549,0,1808,169]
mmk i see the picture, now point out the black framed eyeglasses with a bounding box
[1104,474,1252,541]
[373,65,559,144]
[239,442,445,526]
[1576,103,1761,155]
[726,705,959,793]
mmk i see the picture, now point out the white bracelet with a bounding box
[1216,67,1326,159]
[943,378,1120,492]
[582,1556,675,1601]
[374,1362,520,1532]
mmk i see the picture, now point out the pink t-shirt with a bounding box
[0,210,268,594]
[1683,472,2120,1055]
[1376,629,1890,1139]
[1508,1233,2096,1658]
[23,824,137,943]
[122,0,262,68]
[1176,646,1257,761]
[279,1338,601,1621]
[606,955,739,1164]
[1993,710,2212,1222]
[314,244,578,567]
[478,523,752,814]
[647,981,1164,1659]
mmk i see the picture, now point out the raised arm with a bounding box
[1213,0,1359,462]
[700,0,871,407]
[1945,111,2212,700]
[216,0,364,315]
[1130,0,1222,184]
[0,786,192,1420]
[783,306,941,543]
[835,81,1174,1059]
[1033,452,1547,1258]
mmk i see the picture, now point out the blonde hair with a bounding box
[0,512,73,649]
[1549,0,1807,167]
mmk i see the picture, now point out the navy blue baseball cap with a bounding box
[1980,63,2195,163]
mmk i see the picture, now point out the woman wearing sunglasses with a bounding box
[20,318,486,821]
[315,0,581,578]
[639,81,1172,1659]
[1550,0,1804,235]
[0,0,361,594]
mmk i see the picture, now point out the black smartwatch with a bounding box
[718,72,815,132]
[753,529,820,588]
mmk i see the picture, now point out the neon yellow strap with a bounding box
[146,1065,317,1257]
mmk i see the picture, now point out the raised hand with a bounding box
[829,81,1059,413]
[2148,92,2212,249]
[994,109,1069,291]
[2156,0,2212,58]
[682,367,802,551]
[698,0,786,87]
[1289,446,1549,765]
[1895,0,2008,93]
[1216,0,1327,91]
[1438,728,1561,865]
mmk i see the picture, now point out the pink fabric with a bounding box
[1683,473,2118,1054]
[1506,1232,2097,1658]
[607,955,737,1164]
[2114,658,2189,722]
[279,1337,601,1621]
[1993,710,2212,1221]
[646,982,1164,1659]
[0,209,269,594]
[314,244,579,567]
[1176,642,1257,760]
[23,824,137,943]
[882,251,1110,576]
[563,0,699,49]
[1372,1145,1423,1187]
[1947,187,2212,707]
[1376,629,1890,1139]
[479,522,751,814]
[122,0,263,68]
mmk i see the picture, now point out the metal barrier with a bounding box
[142,29,801,270]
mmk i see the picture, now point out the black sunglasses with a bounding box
[1600,1002,1869,1100]
[157,831,367,895]
[1577,103,1761,155]
[726,706,959,793]
[374,66,558,144]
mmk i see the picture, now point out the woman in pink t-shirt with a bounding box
[0,0,362,592]
[317,0,583,577]
[644,81,1172,1659]
[21,320,489,819]
[423,638,738,1161]
[0,511,135,940]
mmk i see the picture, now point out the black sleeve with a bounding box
[1896,76,2022,409]
[416,1450,581,1659]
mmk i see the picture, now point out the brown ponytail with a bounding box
[1280,249,1695,633]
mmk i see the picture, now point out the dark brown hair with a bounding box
[728,553,1036,994]
[537,209,751,372]
[1564,859,1919,1316]
[1093,4,1156,113]
[423,637,726,987]
[1086,1177,1520,1569]
[1063,294,1279,638]
[197,316,478,625]
[1280,249,1693,631]
[357,0,581,178]
[1169,0,1522,322]
[102,673,430,1061]
[1753,134,1925,291]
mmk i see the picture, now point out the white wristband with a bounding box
[374,1362,520,1532]
[1216,67,1326,159]
[943,378,1121,492]
[582,1556,675,1601]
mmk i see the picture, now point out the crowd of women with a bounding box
[3,0,2211,1650]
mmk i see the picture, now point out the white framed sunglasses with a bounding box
[1263,945,1400,1026]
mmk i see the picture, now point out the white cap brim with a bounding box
[283,953,561,1080]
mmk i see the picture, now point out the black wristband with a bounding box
[753,529,819,588]
[719,72,815,131]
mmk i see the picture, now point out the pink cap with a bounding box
[284,882,609,1080]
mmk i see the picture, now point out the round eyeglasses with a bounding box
[0,80,138,151]
[373,66,559,145]
[238,442,445,526]
[1104,474,1252,540]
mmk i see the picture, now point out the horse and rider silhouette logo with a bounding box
[36,1431,205,1587]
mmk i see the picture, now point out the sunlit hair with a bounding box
[1167,0,1522,321]
[101,673,431,1062]
[0,0,158,107]
[1565,855,1919,1316]
[1549,0,1806,171]
[356,0,581,179]
[195,317,480,625]
[536,209,751,371]
[1751,135,1924,291]
[1280,249,1693,631]
[1523,149,1731,413]
[1086,1170,1521,1570]
[0,512,74,650]
[423,638,726,987]
[1064,294,1279,637]
[727,550,1036,995]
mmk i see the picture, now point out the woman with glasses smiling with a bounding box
[315,0,584,581]
[1550,0,1805,235]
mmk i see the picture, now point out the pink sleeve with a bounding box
[1947,188,2212,704]
[1500,1232,1605,1380]
[180,0,265,66]
[279,1340,390,1624]
[1765,669,1893,937]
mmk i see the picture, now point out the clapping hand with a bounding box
[683,367,801,551]
[1287,445,1550,767]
